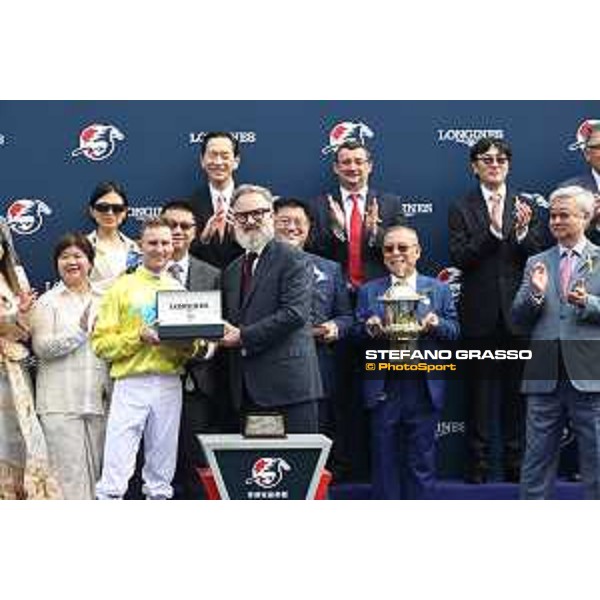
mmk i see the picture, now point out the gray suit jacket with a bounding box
[185,256,221,397]
[512,240,600,393]
[223,239,323,409]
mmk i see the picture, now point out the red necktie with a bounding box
[348,194,364,288]
[241,252,258,302]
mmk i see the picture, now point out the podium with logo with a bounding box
[197,434,332,500]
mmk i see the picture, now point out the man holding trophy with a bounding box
[356,226,459,499]
[93,218,210,500]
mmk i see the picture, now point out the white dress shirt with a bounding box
[209,181,235,214]
[340,186,368,236]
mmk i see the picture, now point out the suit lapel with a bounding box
[547,246,561,298]
[416,274,434,319]
[574,241,600,279]
[469,189,490,229]
[501,188,514,239]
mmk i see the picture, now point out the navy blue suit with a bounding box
[356,274,459,499]
[306,252,353,437]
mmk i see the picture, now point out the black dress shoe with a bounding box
[464,468,488,484]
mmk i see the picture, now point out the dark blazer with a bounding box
[223,239,323,409]
[559,173,600,245]
[183,256,221,398]
[355,274,460,411]
[188,185,243,270]
[306,188,404,283]
[448,186,548,337]
[306,252,353,397]
[307,252,353,335]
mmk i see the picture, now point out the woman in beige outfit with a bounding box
[31,233,111,499]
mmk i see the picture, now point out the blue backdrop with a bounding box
[1,100,598,477]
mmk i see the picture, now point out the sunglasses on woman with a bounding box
[94,203,127,214]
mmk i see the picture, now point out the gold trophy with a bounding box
[378,278,427,350]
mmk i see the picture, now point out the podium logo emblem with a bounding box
[71,123,125,161]
[321,121,374,155]
[246,457,291,489]
[6,199,52,235]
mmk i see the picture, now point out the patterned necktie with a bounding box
[560,250,574,298]
[348,194,364,288]
[489,193,503,231]
[168,262,184,285]
[241,252,258,302]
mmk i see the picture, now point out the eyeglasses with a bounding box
[232,208,272,224]
[275,217,308,229]
[383,243,417,253]
[94,203,127,214]
[165,220,196,231]
[586,144,600,150]
[476,155,509,166]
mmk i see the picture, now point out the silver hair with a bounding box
[549,185,595,220]
[232,184,274,207]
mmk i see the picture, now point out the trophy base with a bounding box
[389,338,419,353]
[158,323,224,340]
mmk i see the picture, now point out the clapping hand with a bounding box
[568,280,588,307]
[327,195,346,234]
[79,301,92,332]
[514,196,533,233]
[200,206,229,242]
[365,198,381,236]
[530,262,548,295]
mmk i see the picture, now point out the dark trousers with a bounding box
[370,376,438,500]
[465,332,525,474]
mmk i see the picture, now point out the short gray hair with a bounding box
[232,184,274,208]
[549,185,595,220]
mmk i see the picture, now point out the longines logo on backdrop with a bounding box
[6,199,52,235]
[188,131,257,145]
[321,120,374,155]
[436,421,465,439]
[0,133,5,146]
[437,128,505,148]
[401,199,434,218]
[71,123,125,161]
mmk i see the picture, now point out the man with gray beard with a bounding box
[221,185,323,432]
